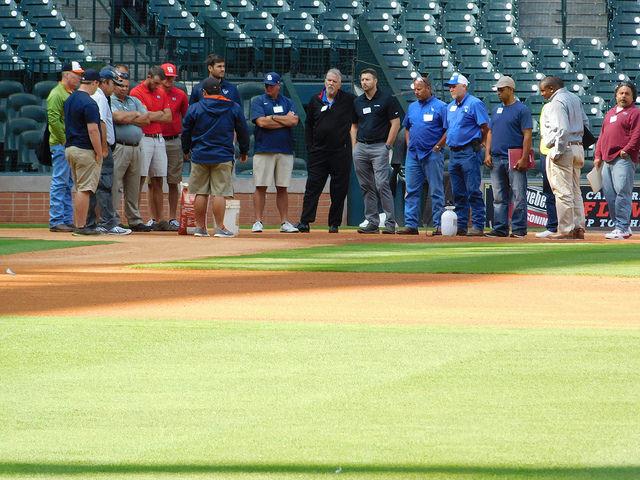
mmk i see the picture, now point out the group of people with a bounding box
[47,53,640,239]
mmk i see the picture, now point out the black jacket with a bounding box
[305,89,356,153]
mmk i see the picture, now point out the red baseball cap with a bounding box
[161,63,178,77]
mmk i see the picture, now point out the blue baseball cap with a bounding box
[81,69,100,82]
[264,72,281,85]
[99,66,124,86]
[444,73,469,87]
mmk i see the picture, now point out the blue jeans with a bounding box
[49,145,74,227]
[602,157,636,231]
[448,146,485,230]
[87,149,118,229]
[404,150,445,228]
[489,155,528,235]
[541,156,558,232]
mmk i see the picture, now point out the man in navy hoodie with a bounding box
[182,77,249,237]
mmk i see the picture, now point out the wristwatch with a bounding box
[433,144,441,152]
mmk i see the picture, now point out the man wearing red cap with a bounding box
[160,63,189,230]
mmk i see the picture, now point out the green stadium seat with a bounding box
[7,93,40,120]
[367,0,404,17]
[528,36,565,54]
[17,128,44,172]
[291,0,327,16]
[256,0,292,15]
[18,105,47,123]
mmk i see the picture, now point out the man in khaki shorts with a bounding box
[181,77,249,237]
[249,72,300,233]
[160,62,189,230]
[63,69,103,236]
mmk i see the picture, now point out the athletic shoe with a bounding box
[467,227,484,237]
[357,224,379,234]
[49,223,74,233]
[625,228,633,238]
[95,226,109,234]
[214,227,235,238]
[145,218,156,228]
[154,220,172,231]
[169,219,180,229]
[397,227,419,235]
[106,225,132,235]
[280,221,299,233]
[296,222,310,233]
[193,227,209,237]
[129,223,153,232]
[510,232,527,238]
[605,228,631,240]
[72,226,100,236]
[456,230,468,236]
[252,220,264,233]
[381,225,396,234]
[535,229,556,238]
[485,230,507,238]
[328,225,339,233]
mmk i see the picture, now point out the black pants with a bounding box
[300,149,351,226]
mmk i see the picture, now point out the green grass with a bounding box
[0,224,48,229]
[142,242,640,277]
[0,317,639,479]
[0,238,110,256]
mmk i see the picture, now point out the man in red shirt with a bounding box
[160,63,189,230]
[130,66,172,230]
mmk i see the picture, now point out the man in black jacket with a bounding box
[297,69,356,233]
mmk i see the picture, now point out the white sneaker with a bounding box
[193,227,209,237]
[280,221,299,233]
[605,228,630,240]
[252,220,263,233]
[95,226,108,234]
[535,229,556,238]
[625,228,633,238]
[107,225,132,235]
[214,227,235,238]
[145,219,157,229]
[169,219,180,229]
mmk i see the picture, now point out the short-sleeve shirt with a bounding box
[189,78,241,106]
[91,87,115,145]
[353,88,401,143]
[130,82,170,135]
[111,94,147,145]
[250,93,297,154]
[403,95,447,158]
[489,100,533,157]
[443,93,489,147]
[64,90,101,150]
[161,86,189,137]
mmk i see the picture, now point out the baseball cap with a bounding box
[99,66,124,86]
[494,75,516,89]
[81,69,100,82]
[444,73,469,87]
[264,72,281,85]
[161,63,178,77]
[202,76,221,95]
[62,61,84,74]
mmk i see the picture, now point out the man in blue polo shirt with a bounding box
[484,75,533,238]
[398,75,448,235]
[444,72,490,236]
[249,72,300,233]
[189,53,241,106]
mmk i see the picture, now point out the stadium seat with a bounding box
[528,37,565,54]
[448,35,486,55]
[220,0,256,14]
[256,0,292,15]
[3,117,39,169]
[19,105,47,123]
[290,0,327,16]
[6,93,40,120]
[17,128,43,171]
[567,38,604,51]
[524,94,545,116]
[367,0,404,18]
[404,0,442,19]
[330,0,364,17]
[580,94,607,117]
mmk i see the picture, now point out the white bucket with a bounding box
[440,206,458,236]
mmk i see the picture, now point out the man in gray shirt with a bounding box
[539,76,589,239]
[111,67,152,231]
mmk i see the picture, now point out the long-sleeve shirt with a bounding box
[543,88,589,157]
[595,105,640,163]
[47,82,71,146]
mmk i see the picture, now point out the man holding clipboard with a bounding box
[484,76,533,238]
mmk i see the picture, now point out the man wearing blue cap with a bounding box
[249,72,300,233]
[443,72,490,236]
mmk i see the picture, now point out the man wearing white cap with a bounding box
[484,75,533,238]
[443,73,490,236]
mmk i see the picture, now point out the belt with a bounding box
[144,133,162,138]
[116,141,140,147]
[358,139,386,145]
[163,135,180,140]
[568,141,583,146]
[450,142,474,152]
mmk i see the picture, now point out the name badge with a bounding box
[610,115,617,123]
[423,114,433,122]
[273,105,284,114]
[449,105,457,112]
[363,107,372,114]
[321,105,328,112]
[496,107,503,114]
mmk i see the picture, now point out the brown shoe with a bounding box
[397,227,419,235]
[548,231,575,240]
[49,223,74,232]
[573,227,585,239]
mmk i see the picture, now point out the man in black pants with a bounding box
[297,68,356,233]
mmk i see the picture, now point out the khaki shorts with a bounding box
[253,152,294,188]
[165,137,183,184]
[66,146,102,193]
[140,136,168,177]
[189,161,233,196]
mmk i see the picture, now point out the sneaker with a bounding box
[456,230,468,236]
[193,227,209,237]
[625,228,633,238]
[328,225,339,233]
[95,226,109,234]
[357,223,380,234]
[214,227,235,238]
[145,218,156,228]
[154,220,172,231]
[106,225,132,235]
[485,230,508,238]
[382,225,396,234]
[397,227,419,235]
[510,232,527,238]
[72,226,100,236]
[169,219,180,229]
[129,223,153,232]
[467,227,484,237]
[280,221,299,233]
[605,228,631,240]
[535,229,556,238]
[296,222,310,233]
[252,220,264,233]
[49,223,74,233]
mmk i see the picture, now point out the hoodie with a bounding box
[181,95,249,164]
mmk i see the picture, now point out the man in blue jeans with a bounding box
[443,73,489,236]
[484,76,533,238]
[397,75,448,235]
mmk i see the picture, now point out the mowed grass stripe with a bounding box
[142,242,640,277]
[0,238,111,256]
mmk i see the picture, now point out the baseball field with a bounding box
[1,228,639,480]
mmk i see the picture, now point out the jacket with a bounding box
[305,89,356,153]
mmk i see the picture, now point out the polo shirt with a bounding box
[402,95,447,158]
[443,93,489,148]
[189,77,241,106]
[130,82,170,135]
[353,88,401,143]
[161,85,189,137]
[595,105,640,163]
[92,87,115,145]
[250,93,297,154]
[489,100,533,157]
[64,90,101,150]
[111,94,147,145]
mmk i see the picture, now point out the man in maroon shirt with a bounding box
[130,66,172,230]
[594,81,640,239]
[160,63,189,230]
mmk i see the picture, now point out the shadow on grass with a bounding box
[0,462,639,478]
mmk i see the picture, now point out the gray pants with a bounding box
[353,142,395,227]
[113,143,143,226]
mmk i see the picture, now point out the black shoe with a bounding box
[49,223,74,233]
[129,223,153,232]
[485,230,508,238]
[456,230,468,236]
[296,222,310,233]
[357,224,380,234]
[381,225,396,234]
[467,227,484,237]
[510,231,527,238]
[328,225,339,233]
[72,226,100,236]
[154,220,172,231]
[397,227,419,235]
